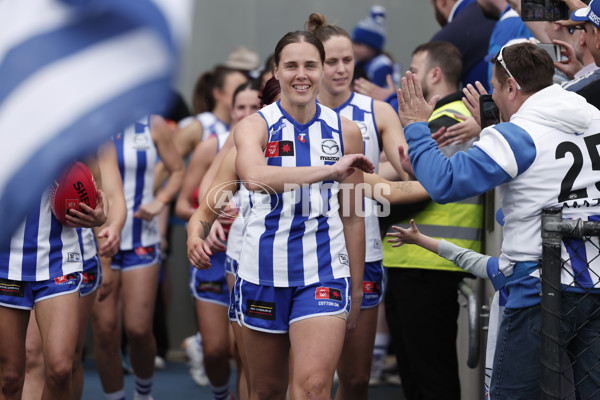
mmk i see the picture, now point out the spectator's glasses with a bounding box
[569,25,586,34]
[497,45,522,91]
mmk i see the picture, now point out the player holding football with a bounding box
[0,162,107,400]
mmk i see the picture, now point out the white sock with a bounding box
[212,383,230,400]
[105,389,126,400]
[134,375,153,398]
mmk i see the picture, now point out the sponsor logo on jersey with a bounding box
[315,287,342,301]
[321,140,339,155]
[372,239,382,249]
[269,121,287,137]
[321,139,340,161]
[54,273,79,285]
[298,133,306,143]
[246,300,276,320]
[0,279,25,298]
[355,121,369,139]
[363,281,381,294]
[338,253,349,265]
[265,140,294,157]
[132,132,151,149]
[196,281,224,294]
[135,246,155,259]
[67,252,81,262]
[81,272,97,285]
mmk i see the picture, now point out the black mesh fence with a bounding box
[541,208,600,400]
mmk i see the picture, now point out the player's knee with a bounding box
[297,375,331,400]
[92,319,118,347]
[338,369,370,393]
[25,345,44,371]
[125,324,152,342]
[45,359,72,389]
[203,341,229,366]
[253,382,287,400]
[1,369,24,397]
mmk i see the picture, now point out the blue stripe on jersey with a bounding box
[133,149,147,246]
[492,123,537,175]
[287,130,312,284]
[22,203,41,279]
[48,213,64,278]
[406,122,513,203]
[352,105,365,123]
[258,194,283,284]
[114,135,125,184]
[563,238,594,288]
[315,213,334,282]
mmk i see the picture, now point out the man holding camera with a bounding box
[397,42,600,399]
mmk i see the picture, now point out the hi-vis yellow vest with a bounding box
[382,97,483,272]
[382,196,483,272]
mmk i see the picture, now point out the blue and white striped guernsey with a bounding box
[197,112,230,142]
[0,192,82,281]
[113,116,160,250]
[77,228,97,261]
[333,92,383,262]
[237,101,350,287]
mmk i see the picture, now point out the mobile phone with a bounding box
[479,94,500,128]
[521,0,570,21]
[538,43,562,62]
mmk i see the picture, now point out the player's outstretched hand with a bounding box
[97,224,121,257]
[134,198,166,221]
[188,235,213,270]
[386,219,421,247]
[462,82,488,127]
[205,220,226,253]
[353,75,396,101]
[397,72,438,128]
[66,190,107,228]
[332,154,375,181]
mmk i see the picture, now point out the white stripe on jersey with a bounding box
[116,117,160,250]
[197,112,229,142]
[335,92,383,262]
[238,102,350,287]
[78,228,97,261]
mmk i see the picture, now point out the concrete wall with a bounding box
[174,0,440,104]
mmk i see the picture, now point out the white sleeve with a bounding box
[437,239,490,279]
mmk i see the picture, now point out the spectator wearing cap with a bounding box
[351,5,396,88]
[569,0,600,109]
[224,46,260,78]
[430,0,496,90]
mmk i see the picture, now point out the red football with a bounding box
[49,161,98,226]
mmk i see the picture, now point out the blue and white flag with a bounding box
[0,0,191,247]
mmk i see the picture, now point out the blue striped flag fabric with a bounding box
[0,0,191,248]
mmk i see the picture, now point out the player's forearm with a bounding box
[239,164,337,193]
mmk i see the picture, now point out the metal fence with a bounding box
[541,207,600,400]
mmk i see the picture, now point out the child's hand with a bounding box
[386,219,421,247]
